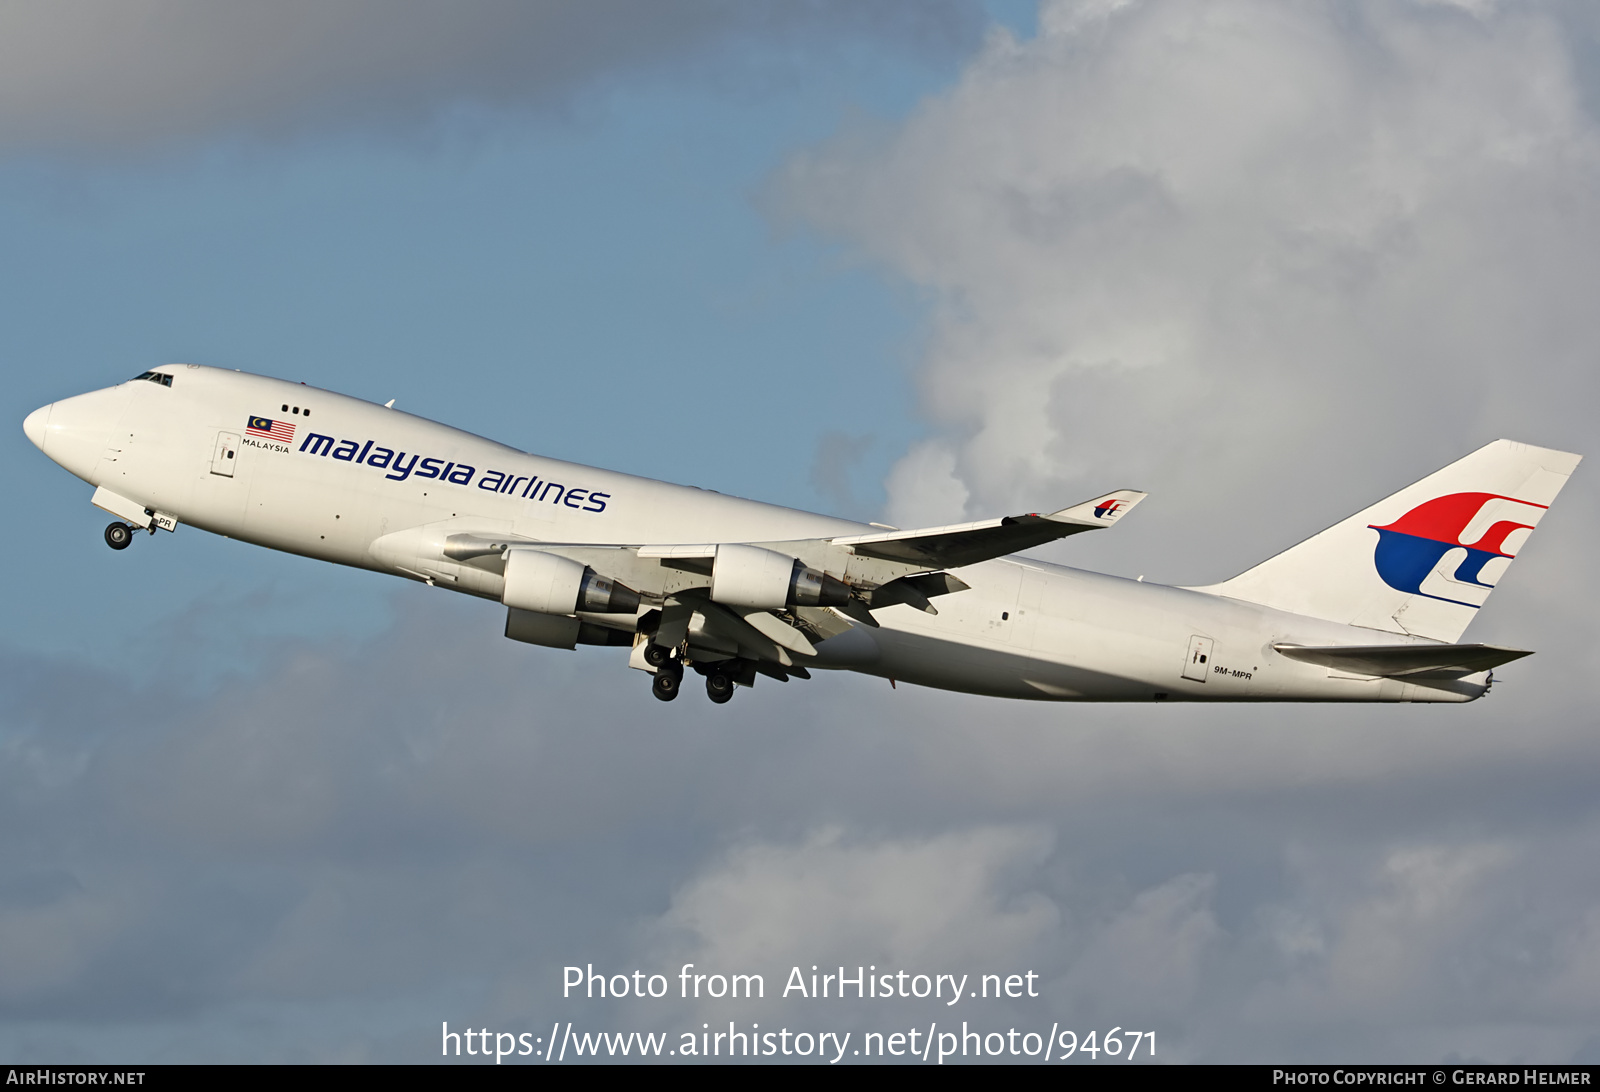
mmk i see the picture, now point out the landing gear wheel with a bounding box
[104,522,133,550]
[706,672,735,704]
[651,670,681,702]
[643,643,674,669]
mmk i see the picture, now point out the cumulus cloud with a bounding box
[750,0,1600,1058]
[0,0,977,154]
[651,825,1059,975]
[773,0,1600,590]
[1235,833,1600,1060]
[1059,872,1222,1021]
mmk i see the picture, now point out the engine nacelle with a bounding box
[710,543,850,610]
[502,549,641,615]
[505,608,634,649]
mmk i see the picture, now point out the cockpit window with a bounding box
[131,371,173,387]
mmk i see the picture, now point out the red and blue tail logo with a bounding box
[1369,492,1546,608]
[1094,500,1124,519]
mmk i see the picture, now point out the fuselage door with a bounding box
[1011,566,1048,649]
[1182,634,1215,682]
[211,431,240,477]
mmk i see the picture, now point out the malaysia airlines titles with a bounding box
[296,429,610,513]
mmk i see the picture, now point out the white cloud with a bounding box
[774,0,1600,596]
[1237,833,1600,1055]
[651,825,1060,975]
[751,5,1600,1056]
[1058,872,1222,1019]
[1321,842,1517,1009]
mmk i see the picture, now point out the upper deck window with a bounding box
[132,371,173,388]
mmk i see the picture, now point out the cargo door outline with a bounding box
[1182,635,1215,683]
[211,431,240,477]
[1012,566,1048,649]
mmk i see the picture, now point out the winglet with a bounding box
[1049,490,1148,528]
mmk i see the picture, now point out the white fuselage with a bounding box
[23,366,1485,703]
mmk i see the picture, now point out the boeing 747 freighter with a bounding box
[22,365,1580,705]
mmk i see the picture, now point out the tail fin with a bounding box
[1195,440,1580,641]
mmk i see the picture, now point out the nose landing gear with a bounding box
[104,522,134,550]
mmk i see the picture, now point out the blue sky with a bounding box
[3,4,1034,674]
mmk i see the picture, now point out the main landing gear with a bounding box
[705,671,735,704]
[651,667,682,702]
[644,643,739,704]
[104,522,135,550]
[646,643,684,702]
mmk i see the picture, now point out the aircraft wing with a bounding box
[1272,642,1530,680]
[428,487,1147,674]
[440,488,1149,590]
[825,490,1148,569]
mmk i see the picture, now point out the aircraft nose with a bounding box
[23,403,51,452]
[26,385,131,482]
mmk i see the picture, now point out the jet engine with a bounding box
[710,543,850,610]
[502,549,641,615]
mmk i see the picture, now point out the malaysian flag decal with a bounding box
[246,416,295,443]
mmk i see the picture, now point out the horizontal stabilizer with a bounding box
[830,490,1147,569]
[1272,642,1531,680]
